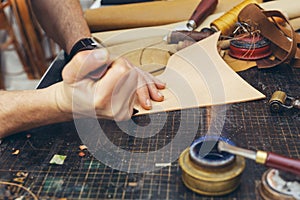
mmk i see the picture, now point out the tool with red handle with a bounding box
[218,141,300,176]
[186,0,218,30]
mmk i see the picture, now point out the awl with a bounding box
[186,0,218,30]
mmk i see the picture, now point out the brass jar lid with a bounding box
[257,169,300,200]
[179,138,246,196]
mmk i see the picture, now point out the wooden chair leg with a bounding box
[1,0,36,79]
[0,73,4,90]
[0,49,5,90]
[1,0,60,80]
[10,0,43,79]
[18,0,48,77]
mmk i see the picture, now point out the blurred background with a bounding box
[0,0,97,90]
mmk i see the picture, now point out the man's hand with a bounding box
[53,48,165,121]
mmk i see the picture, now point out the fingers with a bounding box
[110,68,138,121]
[134,67,166,110]
[93,58,138,120]
[61,49,166,120]
[134,66,166,87]
[62,48,110,84]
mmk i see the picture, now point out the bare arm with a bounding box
[0,87,71,138]
[0,49,115,138]
[0,49,165,138]
[30,0,91,54]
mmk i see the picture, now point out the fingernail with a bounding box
[157,91,164,98]
[146,99,152,108]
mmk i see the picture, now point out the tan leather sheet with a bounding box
[260,0,300,20]
[93,30,265,115]
[134,32,265,115]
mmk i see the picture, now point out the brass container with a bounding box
[257,169,299,200]
[178,138,246,196]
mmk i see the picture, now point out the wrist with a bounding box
[67,37,104,61]
[48,83,73,119]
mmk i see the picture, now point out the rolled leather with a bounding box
[84,0,200,32]
[84,0,264,32]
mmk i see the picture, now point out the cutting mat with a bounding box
[0,63,299,199]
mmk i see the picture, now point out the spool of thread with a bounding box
[211,0,258,35]
[229,34,272,60]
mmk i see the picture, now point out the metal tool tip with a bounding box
[186,20,196,31]
[217,141,257,161]
[217,141,226,152]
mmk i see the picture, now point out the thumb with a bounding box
[62,48,110,84]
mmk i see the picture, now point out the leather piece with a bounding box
[133,32,265,115]
[95,30,265,115]
[259,0,300,20]
[289,17,300,31]
[122,48,171,76]
[105,36,174,76]
[222,50,256,72]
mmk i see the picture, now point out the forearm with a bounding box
[0,86,72,138]
[30,0,91,54]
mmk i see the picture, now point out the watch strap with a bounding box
[67,37,102,61]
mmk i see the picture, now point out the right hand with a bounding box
[52,48,165,121]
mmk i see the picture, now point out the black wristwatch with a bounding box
[67,37,103,61]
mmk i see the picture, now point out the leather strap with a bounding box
[238,3,300,68]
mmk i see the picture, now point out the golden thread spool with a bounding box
[211,0,258,35]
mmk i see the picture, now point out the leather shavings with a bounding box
[12,149,20,155]
[79,145,87,150]
[78,151,85,157]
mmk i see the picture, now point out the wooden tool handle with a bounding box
[189,0,218,27]
[167,30,214,44]
[265,152,300,176]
